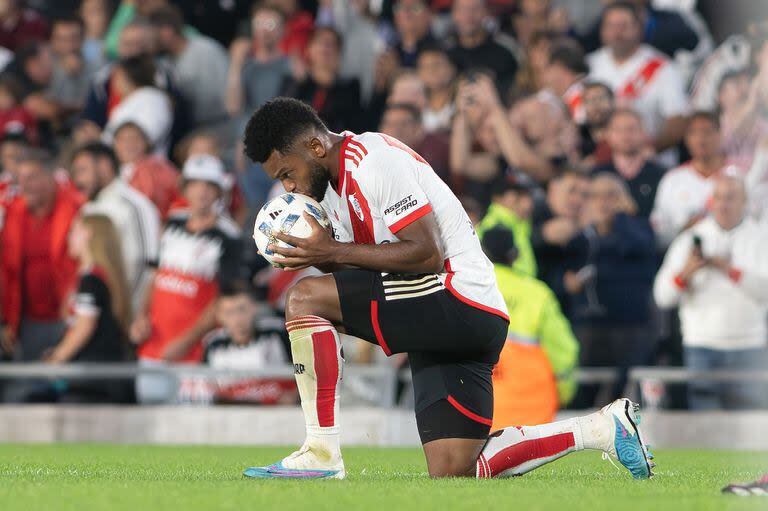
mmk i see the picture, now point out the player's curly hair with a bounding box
[243,97,329,164]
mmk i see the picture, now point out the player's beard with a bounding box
[307,161,332,201]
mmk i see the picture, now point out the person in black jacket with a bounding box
[280,27,362,133]
[561,172,657,407]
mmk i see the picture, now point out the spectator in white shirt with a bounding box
[651,111,734,247]
[587,2,688,165]
[654,174,768,410]
[70,142,161,312]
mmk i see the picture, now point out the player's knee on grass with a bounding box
[284,275,342,322]
[423,438,484,478]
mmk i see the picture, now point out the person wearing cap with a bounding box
[476,175,537,278]
[129,153,243,404]
[481,226,579,429]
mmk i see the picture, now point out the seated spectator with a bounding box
[482,226,578,428]
[563,173,657,406]
[130,154,242,404]
[386,71,427,111]
[101,54,173,157]
[516,29,559,95]
[654,174,768,410]
[42,213,133,403]
[0,75,38,145]
[447,0,519,95]
[476,176,537,277]
[0,132,28,206]
[392,0,436,68]
[149,5,229,127]
[79,0,109,68]
[508,0,572,51]
[0,150,83,361]
[0,0,49,52]
[180,284,295,405]
[587,2,688,165]
[578,81,614,166]
[416,45,456,133]
[70,142,161,312]
[592,108,666,218]
[542,40,589,124]
[532,171,589,311]
[112,121,180,220]
[379,103,450,184]
[651,111,732,247]
[48,15,98,125]
[102,0,186,61]
[225,3,291,119]
[280,27,362,132]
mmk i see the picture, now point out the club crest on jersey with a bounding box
[349,193,364,222]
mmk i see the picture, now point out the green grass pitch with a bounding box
[0,444,766,511]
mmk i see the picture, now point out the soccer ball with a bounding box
[253,193,330,268]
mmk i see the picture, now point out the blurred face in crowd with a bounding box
[520,0,551,18]
[417,50,455,93]
[268,0,299,16]
[80,0,109,38]
[71,152,115,201]
[606,110,646,156]
[17,160,55,212]
[477,115,500,154]
[380,107,423,149]
[710,176,746,230]
[601,7,642,59]
[527,34,553,76]
[452,0,487,41]
[25,45,54,87]
[0,0,19,18]
[113,124,151,165]
[184,180,221,215]
[388,74,427,110]
[136,0,167,17]
[685,116,721,162]
[543,61,576,97]
[252,8,284,51]
[217,293,257,345]
[0,83,16,110]
[67,218,91,260]
[307,29,341,73]
[394,0,431,41]
[582,84,614,127]
[497,189,534,220]
[51,21,84,57]
[586,175,625,226]
[186,135,220,161]
[0,139,25,176]
[118,24,155,58]
[548,172,588,219]
[717,73,751,113]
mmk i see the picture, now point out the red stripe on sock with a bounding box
[486,432,575,477]
[311,330,339,428]
[447,395,493,426]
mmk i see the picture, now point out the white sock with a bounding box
[286,315,344,459]
[477,412,610,478]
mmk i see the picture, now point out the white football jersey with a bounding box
[322,131,509,321]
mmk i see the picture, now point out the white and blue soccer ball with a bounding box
[253,193,330,268]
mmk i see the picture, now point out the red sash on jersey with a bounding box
[618,57,665,100]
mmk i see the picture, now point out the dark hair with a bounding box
[309,26,343,51]
[687,110,720,131]
[0,74,25,103]
[114,121,153,154]
[601,1,642,25]
[51,14,85,35]
[15,41,47,67]
[243,97,329,163]
[71,141,120,175]
[582,80,614,99]
[417,41,451,61]
[116,53,156,89]
[17,147,54,172]
[251,0,286,22]
[219,280,256,301]
[549,40,588,75]
[607,107,643,125]
[481,226,518,266]
[147,5,185,35]
[490,174,533,198]
[0,130,29,145]
[384,102,422,124]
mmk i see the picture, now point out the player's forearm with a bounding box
[333,240,444,274]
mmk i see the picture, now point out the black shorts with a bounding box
[333,269,508,443]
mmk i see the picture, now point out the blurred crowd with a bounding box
[0,0,766,417]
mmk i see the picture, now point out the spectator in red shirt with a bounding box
[0,75,38,144]
[269,0,314,58]
[0,149,83,359]
[0,0,49,52]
